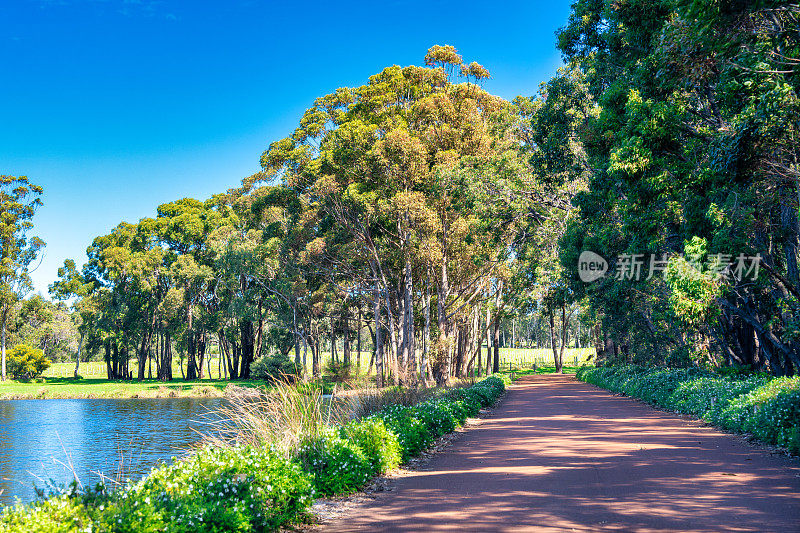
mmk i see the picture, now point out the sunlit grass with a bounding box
[0,377,263,399]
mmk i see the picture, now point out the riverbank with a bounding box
[0,377,263,399]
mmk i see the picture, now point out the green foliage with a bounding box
[296,431,372,496]
[374,406,433,462]
[0,494,93,533]
[7,344,51,380]
[577,366,800,453]
[249,353,300,383]
[324,358,352,383]
[0,445,314,532]
[339,418,402,475]
[557,0,800,376]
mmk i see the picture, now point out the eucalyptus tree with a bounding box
[259,46,535,384]
[50,259,94,376]
[0,176,44,381]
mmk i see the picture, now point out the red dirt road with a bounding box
[324,374,800,532]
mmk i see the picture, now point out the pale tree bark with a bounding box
[549,309,560,372]
[1,308,7,381]
[356,307,362,376]
[373,286,384,387]
[437,250,451,384]
[421,276,431,385]
[403,259,416,382]
[485,305,492,375]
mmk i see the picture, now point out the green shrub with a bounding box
[0,494,93,533]
[324,359,353,383]
[414,398,458,437]
[720,377,800,451]
[249,353,300,383]
[296,431,372,496]
[339,418,402,475]
[121,445,313,532]
[376,405,433,461]
[6,344,51,380]
[1,445,314,532]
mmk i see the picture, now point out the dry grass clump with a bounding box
[203,376,463,454]
[204,378,346,453]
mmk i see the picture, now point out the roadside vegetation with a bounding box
[0,375,508,531]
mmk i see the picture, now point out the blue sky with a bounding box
[1,0,573,295]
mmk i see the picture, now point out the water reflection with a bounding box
[0,398,224,507]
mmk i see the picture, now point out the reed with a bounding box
[203,377,345,453]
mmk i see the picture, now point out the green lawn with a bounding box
[0,377,264,400]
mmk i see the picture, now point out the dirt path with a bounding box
[323,374,800,532]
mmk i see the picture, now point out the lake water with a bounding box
[0,397,225,508]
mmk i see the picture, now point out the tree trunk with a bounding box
[549,309,561,373]
[1,309,7,381]
[197,334,206,379]
[421,277,431,385]
[373,288,384,387]
[492,314,500,374]
[436,249,450,385]
[239,320,254,379]
[402,259,415,382]
[312,334,321,377]
[137,330,149,381]
[485,305,492,375]
[356,307,362,376]
[557,304,567,373]
[330,318,337,364]
[343,310,351,366]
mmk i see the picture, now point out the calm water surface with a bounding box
[0,398,224,507]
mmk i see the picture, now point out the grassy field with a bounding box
[2,347,593,399]
[0,377,264,400]
[497,347,594,371]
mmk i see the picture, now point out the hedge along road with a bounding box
[324,374,800,532]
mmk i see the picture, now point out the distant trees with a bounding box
[0,176,45,381]
[259,45,545,384]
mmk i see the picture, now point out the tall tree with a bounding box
[0,176,44,381]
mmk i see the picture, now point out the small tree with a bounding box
[0,176,45,381]
[7,344,51,380]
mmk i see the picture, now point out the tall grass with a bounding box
[204,378,446,453]
[203,380,345,453]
